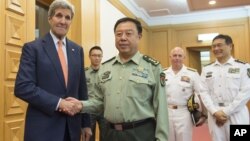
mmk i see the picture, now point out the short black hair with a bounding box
[89,46,102,55]
[212,34,233,45]
[114,17,142,34]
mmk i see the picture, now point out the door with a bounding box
[0,0,35,141]
[186,46,211,74]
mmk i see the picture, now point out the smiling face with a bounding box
[48,8,72,39]
[212,38,232,61]
[170,47,185,70]
[114,21,142,59]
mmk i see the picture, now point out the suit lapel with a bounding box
[66,39,77,91]
[42,33,66,88]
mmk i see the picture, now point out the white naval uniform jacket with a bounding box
[200,57,250,117]
[164,65,201,106]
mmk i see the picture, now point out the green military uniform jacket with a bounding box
[85,66,100,99]
[82,52,169,140]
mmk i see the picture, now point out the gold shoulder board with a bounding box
[143,55,160,66]
[235,59,246,64]
[204,62,214,67]
[163,67,168,71]
[187,67,197,72]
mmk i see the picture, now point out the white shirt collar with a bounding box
[49,30,66,46]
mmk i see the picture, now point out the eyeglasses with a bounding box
[90,54,103,58]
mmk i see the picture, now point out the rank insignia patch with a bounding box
[206,72,213,78]
[160,72,166,86]
[181,76,190,83]
[101,71,112,82]
[228,68,240,74]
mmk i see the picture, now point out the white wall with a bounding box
[100,0,125,62]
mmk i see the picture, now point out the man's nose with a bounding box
[60,17,67,24]
[121,33,127,39]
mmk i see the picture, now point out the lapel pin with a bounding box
[72,48,75,51]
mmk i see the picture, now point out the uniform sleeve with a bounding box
[199,67,219,115]
[153,65,169,141]
[81,73,104,115]
[223,64,250,115]
[79,47,91,128]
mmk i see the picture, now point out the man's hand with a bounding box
[196,116,207,127]
[213,110,228,126]
[58,97,83,116]
[81,127,92,141]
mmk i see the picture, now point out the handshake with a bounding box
[58,97,83,116]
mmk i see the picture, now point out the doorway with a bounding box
[36,0,52,38]
[186,46,213,74]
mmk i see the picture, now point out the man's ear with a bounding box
[48,17,51,24]
[230,43,234,50]
[138,33,142,39]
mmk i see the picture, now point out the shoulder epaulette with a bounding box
[163,67,168,71]
[187,67,197,72]
[143,55,159,66]
[85,67,89,71]
[235,59,246,64]
[102,56,115,65]
[204,61,214,67]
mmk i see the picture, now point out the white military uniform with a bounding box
[200,57,250,141]
[164,65,201,141]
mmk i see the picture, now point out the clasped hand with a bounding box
[58,97,83,116]
[213,110,228,127]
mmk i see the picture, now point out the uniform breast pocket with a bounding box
[226,73,241,90]
[127,75,152,101]
[100,74,112,96]
[205,77,214,88]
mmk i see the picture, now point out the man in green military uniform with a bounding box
[84,46,107,141]
[66,17,169,141]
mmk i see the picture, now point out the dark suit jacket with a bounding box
[14,33,90,141]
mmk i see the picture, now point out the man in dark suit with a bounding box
[14,0,91,141]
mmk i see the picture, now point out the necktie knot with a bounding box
[58,40,63,47]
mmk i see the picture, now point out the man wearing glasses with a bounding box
[85,46,107,141]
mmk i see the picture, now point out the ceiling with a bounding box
[120,0,250,25]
